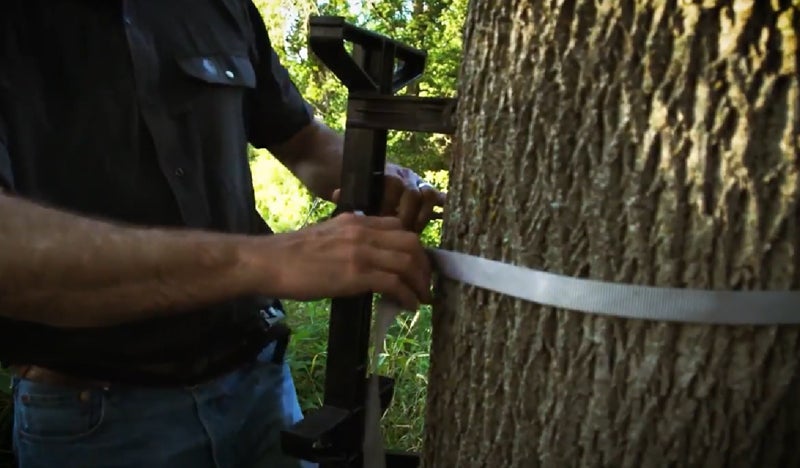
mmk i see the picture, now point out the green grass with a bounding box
[285,299,432,452]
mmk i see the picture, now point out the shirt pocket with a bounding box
[178,54,256,87]
[167,54,257,115]
[14,379,106,442]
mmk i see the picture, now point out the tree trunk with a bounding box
[423,1,800,467]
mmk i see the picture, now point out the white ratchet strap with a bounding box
[427,249,800,325]
[364,246,800,468]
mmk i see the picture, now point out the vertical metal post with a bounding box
[281,17,447,468]
[321,37,397,468]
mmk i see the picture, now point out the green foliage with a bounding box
[354,0,466,171]
[250,149,324,232]
[254,0,465,171]
[418,169,448,246]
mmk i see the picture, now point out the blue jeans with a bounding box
[12,344,317,468]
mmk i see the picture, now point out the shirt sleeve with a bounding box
[245,2,314,149]
[0,112,14,191]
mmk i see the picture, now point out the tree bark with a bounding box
[423,1,800,467]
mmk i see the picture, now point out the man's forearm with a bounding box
[269,120,343,200]
[0,193,267,328]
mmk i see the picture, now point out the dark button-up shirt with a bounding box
[0,0,313,383]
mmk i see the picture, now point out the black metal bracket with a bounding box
[348,94,456,134]
[280,16,456,468]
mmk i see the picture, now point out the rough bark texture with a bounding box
[423,1,800,467]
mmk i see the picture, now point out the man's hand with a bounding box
[382,164,446,232]
[332,163,446,233]
[258,213,433,310]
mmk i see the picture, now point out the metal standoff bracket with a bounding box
[280,15,456,468]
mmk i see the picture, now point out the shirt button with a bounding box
[174,167,185,177]
[225,70,235,79]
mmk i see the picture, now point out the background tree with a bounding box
[424,1,800,466]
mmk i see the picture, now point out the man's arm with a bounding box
[268,120,343,201]
[0,193,432,328]
[0,192,267,328]
[269,119,446,232]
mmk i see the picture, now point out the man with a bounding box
[0,1,442,467]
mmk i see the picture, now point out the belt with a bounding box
[10,365,111,390]
[9,321,291,390]
[7,303,291,390]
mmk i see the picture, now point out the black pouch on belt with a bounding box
[258,301,291,365]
